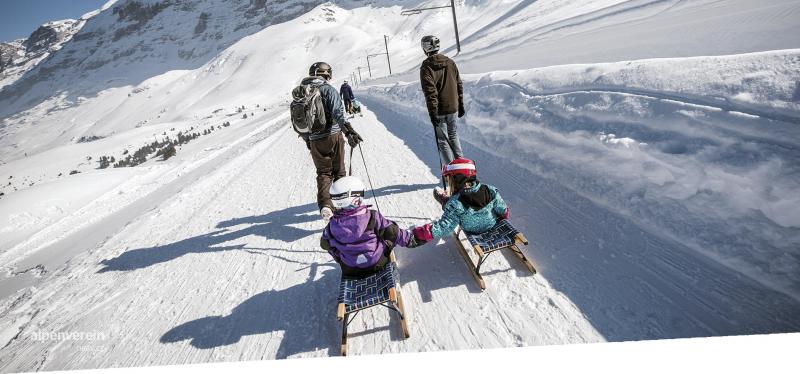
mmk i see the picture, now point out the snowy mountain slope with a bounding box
[0,0,419,160]
[455,0,800,72]
[368,0,800,83]
[0,0,798,371]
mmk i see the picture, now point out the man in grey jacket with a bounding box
[419,35,464,164]
[301,62,363,221]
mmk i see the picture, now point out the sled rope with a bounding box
[432,125,445,188]
[357,143,381,214]
[349,146,354,176]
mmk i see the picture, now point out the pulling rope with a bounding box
[432,123,445,188]
[357,143,381,215]
[348,146,354,176]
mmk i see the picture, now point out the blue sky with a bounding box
[0,0,109,42]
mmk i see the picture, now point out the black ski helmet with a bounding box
[421,35,440,55]
[309,62,332,79]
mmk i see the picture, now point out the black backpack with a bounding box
[290,84,327,135]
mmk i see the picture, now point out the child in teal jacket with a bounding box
[411,158,509,243]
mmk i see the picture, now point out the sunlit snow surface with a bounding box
[0,0,798,370]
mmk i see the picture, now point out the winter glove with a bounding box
[342,122,363,147]
[499,207,510,220]
[458,102,465,118]
[406,235,426,248]
[404,228,428,248]
[412,224,434,242]
[346,131,363,147]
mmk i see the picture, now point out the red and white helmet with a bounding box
[442,158,477,178]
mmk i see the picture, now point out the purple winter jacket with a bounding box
[321,206,411,269]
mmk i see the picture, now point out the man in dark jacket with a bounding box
[419,35,464,164]
[339,80,355,114]
[301,62,363,221]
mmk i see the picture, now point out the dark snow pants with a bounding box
[310,132,347,211]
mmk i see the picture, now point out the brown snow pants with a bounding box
[310,132,347,211]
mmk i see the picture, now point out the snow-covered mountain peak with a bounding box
[0,18,83,89]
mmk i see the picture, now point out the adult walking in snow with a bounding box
[419,35,465,165]
[296,62,364,221]
[340,80,355,115]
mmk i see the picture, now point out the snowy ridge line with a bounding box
[487,80,800,125]
[0,113,290,291]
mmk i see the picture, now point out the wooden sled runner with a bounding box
[336,253,409,356]
[452,219,537,290]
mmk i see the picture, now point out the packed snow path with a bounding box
[1,103,799,371]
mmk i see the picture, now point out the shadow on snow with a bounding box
[160,262,341,358]
[98,183,436,273]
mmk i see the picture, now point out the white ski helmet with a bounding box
[421,35,440,55]
[330,176,366,210]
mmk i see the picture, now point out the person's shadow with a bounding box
[98,183,437,273]
[160,262,341,358]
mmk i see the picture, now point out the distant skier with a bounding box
[409,158,509,245]
[340,80,355,115]
[321,176,421,277]
[419,35,465,165]
[294,62,364,221]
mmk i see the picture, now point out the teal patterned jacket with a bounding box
[430,183,508,239]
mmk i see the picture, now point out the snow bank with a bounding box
[363,50,800,300]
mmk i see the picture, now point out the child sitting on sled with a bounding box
[409,158,509,246]
[321,176,421,277]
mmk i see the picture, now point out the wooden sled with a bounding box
[452,219,537,290]
[336,253,409,356]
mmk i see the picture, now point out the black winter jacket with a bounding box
[420,53,463,124]
[339,83,354,101]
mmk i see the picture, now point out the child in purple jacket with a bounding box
[320,176,416,278]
